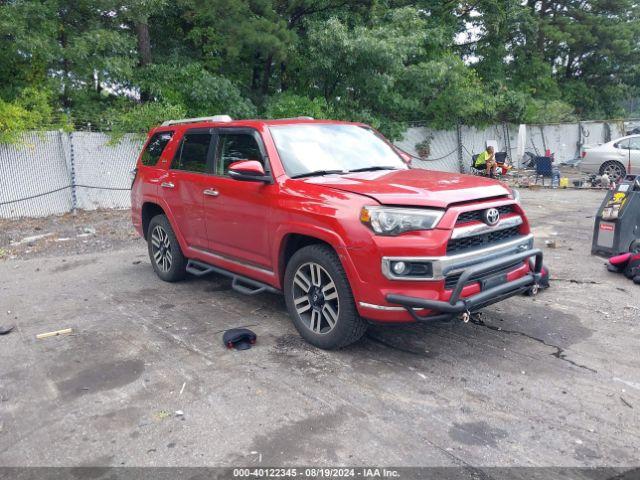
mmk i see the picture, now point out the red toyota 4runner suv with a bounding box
[131,116,544,349]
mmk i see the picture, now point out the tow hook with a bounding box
[530,283,540,296]
[461,311,471,323]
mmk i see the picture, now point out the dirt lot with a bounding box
[0,189,639,469]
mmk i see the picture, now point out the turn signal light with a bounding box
[360,207,371,223]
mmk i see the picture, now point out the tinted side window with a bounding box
[216,133,263,175]
[141,132,173,166]
[173,132,212,173]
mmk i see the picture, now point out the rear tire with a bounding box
[629,239,640,254]
[599,161,626,182]
[284,244,367,349]
[147,214,187,282]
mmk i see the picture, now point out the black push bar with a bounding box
[386,249,543,322]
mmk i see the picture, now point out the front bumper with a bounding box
[385,249,543,322]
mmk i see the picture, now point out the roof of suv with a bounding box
[152,117,363,133]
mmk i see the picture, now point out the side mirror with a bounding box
[228,160,271,183]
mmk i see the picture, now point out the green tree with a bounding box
[0,0,639,137]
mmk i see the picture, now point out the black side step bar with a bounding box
[186,259,280,296]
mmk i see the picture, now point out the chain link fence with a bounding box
[399,119,640,174]
[0,132,142,218]
[2,119,640,219]
[72,132,141,211]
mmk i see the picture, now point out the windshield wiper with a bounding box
[346,166,399,173]
[291,169,346,179]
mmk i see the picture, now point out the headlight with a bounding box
[360,206,444,235]
[510,188,521,203]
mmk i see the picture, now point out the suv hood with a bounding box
[302,169,511,208]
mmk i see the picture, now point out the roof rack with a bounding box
[161,115,233,126]
[270,116,315,121]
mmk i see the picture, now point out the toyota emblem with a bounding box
[483,208,500,226]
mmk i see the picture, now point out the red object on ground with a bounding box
[607,252,640,283]
[610,252,632,266]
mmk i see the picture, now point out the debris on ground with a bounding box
[0,325,15,335]
[223,328,257,350]
[36,328,73,339]
[607,253,640,286]
[10,233,53,246]
[545,239,557,248]
[620,397,633,409]
[154,410,171,421]
[0,209,141,260]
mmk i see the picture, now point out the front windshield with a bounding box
[269,124,407,178]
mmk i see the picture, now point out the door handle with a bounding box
[203,188,219,197]
[161,182,175,188]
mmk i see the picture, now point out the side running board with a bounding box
[186,259,280,296]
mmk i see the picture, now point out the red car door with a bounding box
[203,128,275,270]
[159,128,214,250]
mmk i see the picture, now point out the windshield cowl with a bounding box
[290,165,401,179]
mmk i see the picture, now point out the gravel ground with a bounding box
[0,209,140,260]
[0,188,639,471]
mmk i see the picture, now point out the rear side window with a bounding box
[173,132,213,173]
[216,133,263,175]
[141,131,173,166]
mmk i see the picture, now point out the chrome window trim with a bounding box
[450,215,523,240]
[381,234,534,281]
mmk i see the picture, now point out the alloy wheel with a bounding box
[291,262,340,334]
[151,225,172,272]
[603,162,625,182]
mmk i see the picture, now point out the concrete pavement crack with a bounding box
[470,315,597,373]
[554,278,602,285]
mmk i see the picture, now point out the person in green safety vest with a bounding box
[474,145,497,177]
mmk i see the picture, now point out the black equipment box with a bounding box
[592,174,640,257]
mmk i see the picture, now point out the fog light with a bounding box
[392,261,408,275]
[384,259,434,279]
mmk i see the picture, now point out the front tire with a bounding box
[284,244,367,349]
[147,214,187,282]
[599,160,626,182]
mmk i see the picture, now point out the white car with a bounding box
[580,135,640,181]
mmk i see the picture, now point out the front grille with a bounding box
[444,259,524,290]
[446,226,522,255]
[456,205,514,225]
